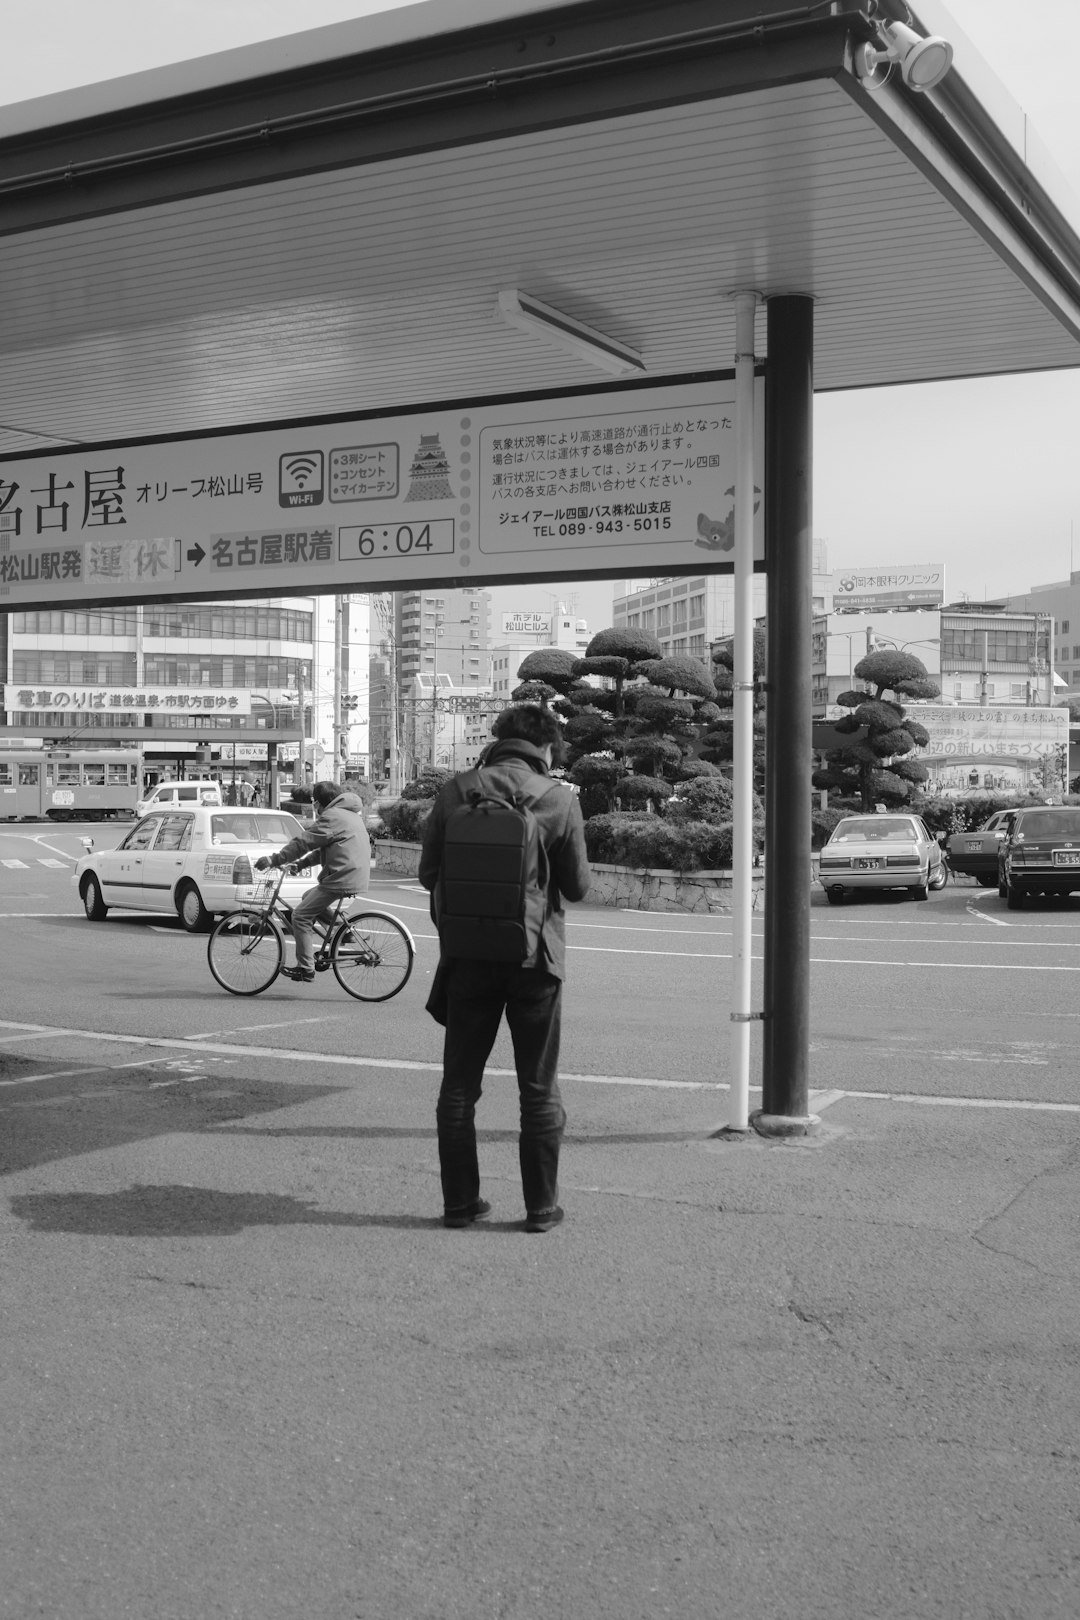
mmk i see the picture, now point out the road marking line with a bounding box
[965,896,1010,927]
[0,1020,1077,1114]
[835,1089,1080,1113]
[1,859,30,869]
[187,1016,348,1039]
[38,859,68,869]
[0,1055,184,1087]
[30,835,85,862]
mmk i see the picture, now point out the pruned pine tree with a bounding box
[813,649,938,810]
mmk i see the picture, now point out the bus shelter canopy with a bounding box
[0,0,1078,457]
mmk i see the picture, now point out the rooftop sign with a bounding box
[0,380,764,613]
[832,563,945,611]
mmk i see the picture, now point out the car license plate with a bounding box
[856,857,882,870]
[1052,850,1080,867]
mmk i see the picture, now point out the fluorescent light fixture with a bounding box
[497,289,645,377]
[855,19,953,94]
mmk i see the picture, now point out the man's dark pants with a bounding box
[436,958,565,1215]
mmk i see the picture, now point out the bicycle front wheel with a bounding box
[331,910,414,1002]
[208,910,285,995]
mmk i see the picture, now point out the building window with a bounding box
[1062,620,1070,634]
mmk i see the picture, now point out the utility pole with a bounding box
[332,595,344,784]
[297,661,307,786]
[430,615,443,768]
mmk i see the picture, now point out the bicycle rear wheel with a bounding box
[331,910,414,1002]
[208,910,284,995]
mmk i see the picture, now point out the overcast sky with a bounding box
[5,0,1080,628]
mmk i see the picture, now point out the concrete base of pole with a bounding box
[709,1125,753,1141]
[750,1110,820,1139]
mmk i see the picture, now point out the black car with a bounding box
[946,810,1015,886]
[998,807,1080,909]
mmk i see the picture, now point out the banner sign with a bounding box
[825,702,1067,758]
[832,563,945,610]
[0,379,764,611]
[1,684,251,716]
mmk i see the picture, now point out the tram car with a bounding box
[0,748,141,821]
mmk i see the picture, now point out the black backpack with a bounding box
[435,768,558,962]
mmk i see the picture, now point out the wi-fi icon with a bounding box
[284,454,321,488]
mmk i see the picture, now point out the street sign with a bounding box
[0,378,764,612]
[1,684,251,717]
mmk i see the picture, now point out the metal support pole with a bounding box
[727,290,760,1132]
[760,295,815,1134]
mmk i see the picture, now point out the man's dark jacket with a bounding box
[419,740,591,1015]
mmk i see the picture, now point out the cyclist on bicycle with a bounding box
[254,781,370,982]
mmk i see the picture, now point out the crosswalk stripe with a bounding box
[38,859,68,868]
[1,859,30,869]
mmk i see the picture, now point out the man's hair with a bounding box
[491,703,564,760]
[312,780,341,809]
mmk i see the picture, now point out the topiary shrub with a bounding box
[401,768,451,801]
[617,774,673,809]
[811,807,850,848]
[381,797,434,842]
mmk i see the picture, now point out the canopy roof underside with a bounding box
[1,0,1078,455]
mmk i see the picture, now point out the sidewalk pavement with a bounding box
[2,1046,1078,1620]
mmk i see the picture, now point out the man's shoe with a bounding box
[443,1199,492,1229]
[524,1206,564,1233]
[280,964,316,983]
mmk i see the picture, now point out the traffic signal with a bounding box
[342,693,359,711]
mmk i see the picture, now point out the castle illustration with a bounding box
[406,434,454,501]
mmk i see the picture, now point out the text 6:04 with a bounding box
[355,524,435,556]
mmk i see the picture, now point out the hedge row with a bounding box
[584,813,764,873]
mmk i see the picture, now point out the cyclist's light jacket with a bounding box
[275,790,371,894]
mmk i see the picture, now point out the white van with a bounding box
[135,779,223,818]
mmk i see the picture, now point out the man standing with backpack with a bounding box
[420,704,591,1233]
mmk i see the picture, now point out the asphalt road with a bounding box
[3,819,1079,1620]
[3,817,1079,1108]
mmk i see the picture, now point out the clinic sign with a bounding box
[0,379,764,612]
[833,563,945,610]
[0,685,251,716]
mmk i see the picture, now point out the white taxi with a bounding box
[818,812,946,903]
[73,805,314,931]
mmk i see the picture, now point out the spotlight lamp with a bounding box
[496,288,646,377]
[855,18,954,93]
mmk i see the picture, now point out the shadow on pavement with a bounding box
[0,1060,345,1177]
[9,1184,525,1237]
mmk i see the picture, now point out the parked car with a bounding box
[998,806,1080,909]
[818,812,946,903]
[73,805,312,931]
[135,779,223,818]
[945,810,1015,886]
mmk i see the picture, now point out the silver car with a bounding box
[818,813,946,904]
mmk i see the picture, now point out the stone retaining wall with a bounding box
[374,840,768,912]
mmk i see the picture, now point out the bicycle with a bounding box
[207,862,415,1000]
